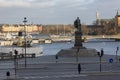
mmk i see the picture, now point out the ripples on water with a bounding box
[40,40,120,56]
[40,42,73,55]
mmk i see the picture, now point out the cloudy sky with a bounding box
[0,0,120,24]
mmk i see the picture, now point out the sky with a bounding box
[0,0,120,25]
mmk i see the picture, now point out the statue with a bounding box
[74,17,83,47]
[74,17,81,32]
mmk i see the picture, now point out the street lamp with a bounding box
[97,48,104,72]
[14,49,18,76]
[116,46,119,62]
[76,46,79,63]
[23,17,27,68]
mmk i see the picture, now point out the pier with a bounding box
[0,53,36,60]
[32,36,73,44]
[83,35,120,40]
[1,35,120,46]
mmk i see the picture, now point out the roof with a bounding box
[116,15,120,17]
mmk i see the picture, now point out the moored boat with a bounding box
[44,38,52,44]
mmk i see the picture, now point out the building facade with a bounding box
[0,24,42,33]
[115,11,120,27]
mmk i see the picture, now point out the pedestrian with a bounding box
[55,54,58,63]
[119,58,120,62]
[78,63,81,74]
[6,71,10,79]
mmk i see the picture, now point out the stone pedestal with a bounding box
[57,48,97,57]
[57,31,98,57]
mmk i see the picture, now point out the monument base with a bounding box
[57,47,98,57]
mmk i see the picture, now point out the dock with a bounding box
[0,53,36,60]
[0,36,73,46]
[32,36,73,44]
[0,46,43,59]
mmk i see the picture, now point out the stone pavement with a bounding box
[0,55,120,80]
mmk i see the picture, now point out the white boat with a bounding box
[0,40,13,46]
[50,35,60,38]
[0,32,13,40]
[44,39,52,44]
[0,46,43,57]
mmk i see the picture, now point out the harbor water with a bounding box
[40,40,120,56]
[0,38,119,56]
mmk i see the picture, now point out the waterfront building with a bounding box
[115,10,120,27]
[86,25,104,35]
[0,24,42,33]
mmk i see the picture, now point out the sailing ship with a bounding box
[13,32,33,47]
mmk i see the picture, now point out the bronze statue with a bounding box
[74,17,83,47]
[74,17,81,32]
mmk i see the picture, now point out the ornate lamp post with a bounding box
[23,17,27,68]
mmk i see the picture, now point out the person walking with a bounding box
[78,63,81,74]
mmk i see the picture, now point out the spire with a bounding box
[96,11,100,25]
[96,11,99,20]
[116,10,119,16]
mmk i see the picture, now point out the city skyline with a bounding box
[0,0,120,24]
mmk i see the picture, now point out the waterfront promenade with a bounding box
[0,55,120,80]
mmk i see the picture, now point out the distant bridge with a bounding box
[82,35,120,41]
